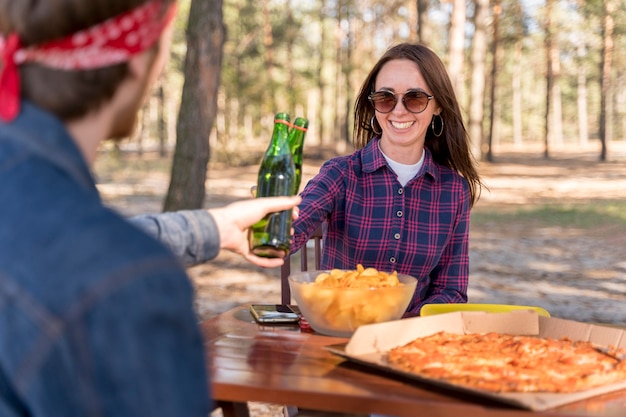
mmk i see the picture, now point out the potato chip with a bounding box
[313,264,400,289]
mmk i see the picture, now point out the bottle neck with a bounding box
[289,121,308,152]
[269,119,291,156]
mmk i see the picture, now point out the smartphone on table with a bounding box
[249,304,301,324]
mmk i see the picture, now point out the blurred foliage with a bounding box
[135,0,626,163]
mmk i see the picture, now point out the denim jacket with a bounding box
[0,102,212,417]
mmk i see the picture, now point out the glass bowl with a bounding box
[288,270,418,337]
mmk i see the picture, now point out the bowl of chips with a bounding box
[288,265,418,337]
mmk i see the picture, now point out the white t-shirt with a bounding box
[380,146,425,187]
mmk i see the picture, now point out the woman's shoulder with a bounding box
[436,163,464,180]
[424,157,470,195]
[423,150,462,180]
[319,149,365,172]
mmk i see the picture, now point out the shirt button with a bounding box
[398,188,404,195]
[389,257,397,264]
[394,233,401,240]
[396,211,403,218]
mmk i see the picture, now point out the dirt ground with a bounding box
[97,141,626,417]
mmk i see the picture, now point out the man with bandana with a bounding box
[0,1,299,415]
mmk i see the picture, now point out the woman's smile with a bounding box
[390,120,415,130]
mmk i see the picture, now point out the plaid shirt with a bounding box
[292,139,470,316]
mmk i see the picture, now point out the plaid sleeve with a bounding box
[291,158,346,253]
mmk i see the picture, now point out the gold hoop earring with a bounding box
[370,116,382,135]
[431,114,444,137]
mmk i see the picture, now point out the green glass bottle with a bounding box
[288,117,309,194]
[249,113,296,258]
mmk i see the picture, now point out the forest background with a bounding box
[102,0,626,212]
[95,0,626,323]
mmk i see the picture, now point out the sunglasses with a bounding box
[368,89,434,114]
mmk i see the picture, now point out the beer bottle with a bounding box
[249,113,296,258]
[288,117,309,194]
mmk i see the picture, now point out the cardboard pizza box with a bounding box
[326,310,626,411]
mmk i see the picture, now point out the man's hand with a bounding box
[208,196,301,268]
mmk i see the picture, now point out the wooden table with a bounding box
[201,306,626,417]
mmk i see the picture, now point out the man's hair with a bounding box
[0,0,174,121]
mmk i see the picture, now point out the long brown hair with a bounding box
[353,43,482,206]
[0,0,175,121]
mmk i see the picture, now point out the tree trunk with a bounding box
[618,70,626,141]
[286,1,296,112]
[157,80,167,158]
[599,0,615,161]
[512,39,523,147]
[409,1,418,41]
[164,0,225,211]
[135,102,148,156]
[316,0,328,145]
[342,14,353,146]
[333,0,344,148]
[543,0,554,159]
[486,0,502,163]
[416,0,431,45]
[468,0,489,158]
[549,25,563,147]
[446,0,466,97]
[263,0,276,113]
[576,40,589,147]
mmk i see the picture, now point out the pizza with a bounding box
[385,331,626,393]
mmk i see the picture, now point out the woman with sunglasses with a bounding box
[291,43,483,316]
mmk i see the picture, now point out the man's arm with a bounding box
[131,196,302,268]
[131,210,220,267]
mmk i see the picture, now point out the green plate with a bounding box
[420,303,550,317]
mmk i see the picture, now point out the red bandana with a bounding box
[0,0,177,122]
